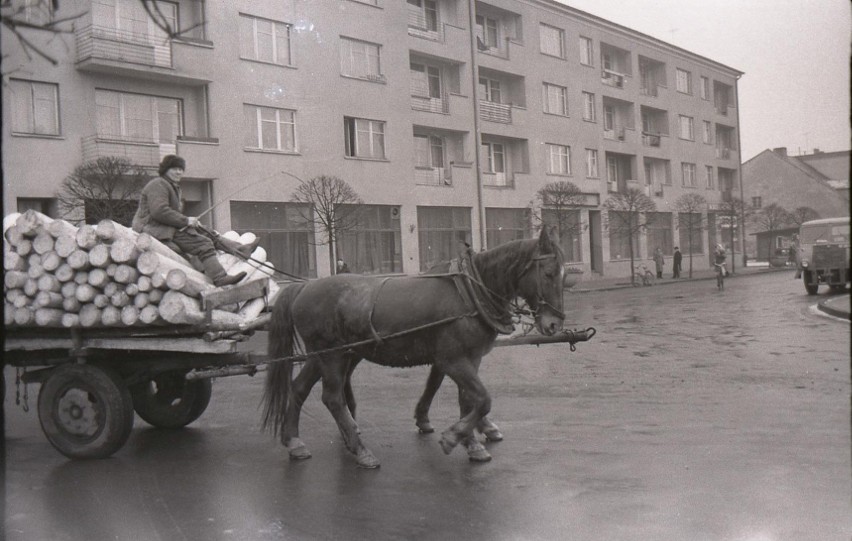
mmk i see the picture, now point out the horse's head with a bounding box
[517,228,565,336]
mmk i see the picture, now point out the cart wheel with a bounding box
[38,364,134,459]
[131,372,212,429]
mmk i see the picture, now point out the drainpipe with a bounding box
[735,73,746,271]
[467,0,486,250]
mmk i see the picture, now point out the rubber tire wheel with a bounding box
[131,373,212,429]
[38,364,134,459]
[803,271,819,295]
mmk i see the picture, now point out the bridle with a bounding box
[518,252,566,321]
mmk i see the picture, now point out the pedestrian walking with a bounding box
[672,246,682,279]
[653,248,664,279]
[336,259,351,274]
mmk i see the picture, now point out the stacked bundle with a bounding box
[3,210,279,329]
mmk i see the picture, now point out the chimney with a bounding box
[772,147,787,157]
[812,148,822,154]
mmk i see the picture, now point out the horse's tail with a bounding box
[261,281,307,439]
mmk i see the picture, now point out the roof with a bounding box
[801,216,850,227]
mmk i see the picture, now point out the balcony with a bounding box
[414,166,452,186]
[604,127,626,141]
[407,11,443,42]
[721,190,733,202]
[81,135,173,169]
[642,133,662,147]
[483,172,512,187]
[715,104,729,116]
[716,147,732,159]
[411,92,449,114]
[75,24,213,84]
[645,184,665,198]
[601,69,625,88]
[640,85,658,97]
[480,101,511,123]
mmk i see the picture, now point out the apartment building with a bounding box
[1,0,743,278]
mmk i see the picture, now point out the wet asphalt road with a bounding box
[4,271,850,541]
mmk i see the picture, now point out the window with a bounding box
[542,209,582,262]
[239,14,291,66]
[479,77,502,103]
[230,201,316,278]
[542,83,568,116]
[17,198,54,216]
[681,162,697,187]
[603,105,614,131]
[678,212,704,254]
[579,36,593,66]
[23,0,54,25]
[585,149,599,178]
[340,37,382,80]
[338,204,402,275]
[475,15,499,48]
[608,210,639,260]
[539,24,564,58]
[410,63,441,98]
[243,104,296,152]
[752,196,762,208]
[344,117,385,159]
[700,76,710,100]
[582,92,596,121]
[481,142,505,174]
[547,144,571,175]
[95,89,181,143]
[676,68,692,94]
[407,0,438,32]
[417,206,472,271]
[413,134,446,185]
[679,115,694,140]
[705,165,714,189]
[486,208,529,248]
[9,79,60,136]
[702,121,712,144]
[646,212,673,255]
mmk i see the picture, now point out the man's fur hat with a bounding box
[158,154,186,176]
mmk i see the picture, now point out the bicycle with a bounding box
[714,263,726,290]
[633,265,656,286]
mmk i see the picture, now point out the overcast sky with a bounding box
[558,0,851,161]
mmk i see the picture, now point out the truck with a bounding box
[795,216,850,295]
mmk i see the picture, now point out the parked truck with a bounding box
[795,217,850,295]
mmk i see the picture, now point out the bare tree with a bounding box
[788,206,820,228]
[753,203,793,261]
[716,197,752,273]
[535,180,587,257]
[56,156,147,225]
[674,193,708,278]
[290,175,363,275]
[603,188,656,285]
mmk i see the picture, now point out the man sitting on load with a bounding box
[132,155,259,287]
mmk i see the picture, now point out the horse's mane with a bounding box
[472,236,562,299]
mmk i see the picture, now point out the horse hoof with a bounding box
[439,431,459,455]
[416,420,434,434]
[356,450,381,469]
[466,441,492,462]
[483,428,504,442]
[287,440,312,461]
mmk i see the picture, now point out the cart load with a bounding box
[4,210,279,329]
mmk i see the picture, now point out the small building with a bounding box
[752,226,798,263]
[741,147,849,259]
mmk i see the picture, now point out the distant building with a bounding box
[741,147,849,259]
[2,0,743,278]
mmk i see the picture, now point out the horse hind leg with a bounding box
[414,365,445,434]
[477,416,504,442]
[283,359,323,460]
[320,358,380,469]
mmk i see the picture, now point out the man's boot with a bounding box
[215,235,261,260]
[202,256,246,287]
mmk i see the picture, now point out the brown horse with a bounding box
[261,229,565,468]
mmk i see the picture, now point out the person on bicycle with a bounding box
[714,244,727,274]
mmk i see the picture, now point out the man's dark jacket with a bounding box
[132,176,189,241]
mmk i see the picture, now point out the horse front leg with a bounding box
[456,384,492,463]
[438,359,491,457]
[414,365,445,434]
[319,359,380,469]
[283,359,322,460]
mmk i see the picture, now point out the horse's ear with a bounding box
[538,226,555,253]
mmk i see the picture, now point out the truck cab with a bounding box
[796,217,850,295]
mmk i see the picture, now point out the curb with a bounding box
[568,266,791,294]
[817,295,851,320]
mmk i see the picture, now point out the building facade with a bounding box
[2,0,743,278]
[741,147,849,260]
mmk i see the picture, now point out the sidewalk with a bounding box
[567,264,851,320]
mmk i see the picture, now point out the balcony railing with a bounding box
[483,172,511,187]
[411,93,449,114]
[81,135,175,168]
[604,127,626,141]
[640,85,658,97]
[414,166,451,186]
[642,132,661,147]
[480,101,511,123]
[715,104,729,116]
[721,190,733,202]
[76,25,172,68]
[407,11,443,41]
[601,69,625,88]
[716,147,732,159]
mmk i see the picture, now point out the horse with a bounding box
[261,228,565,468]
